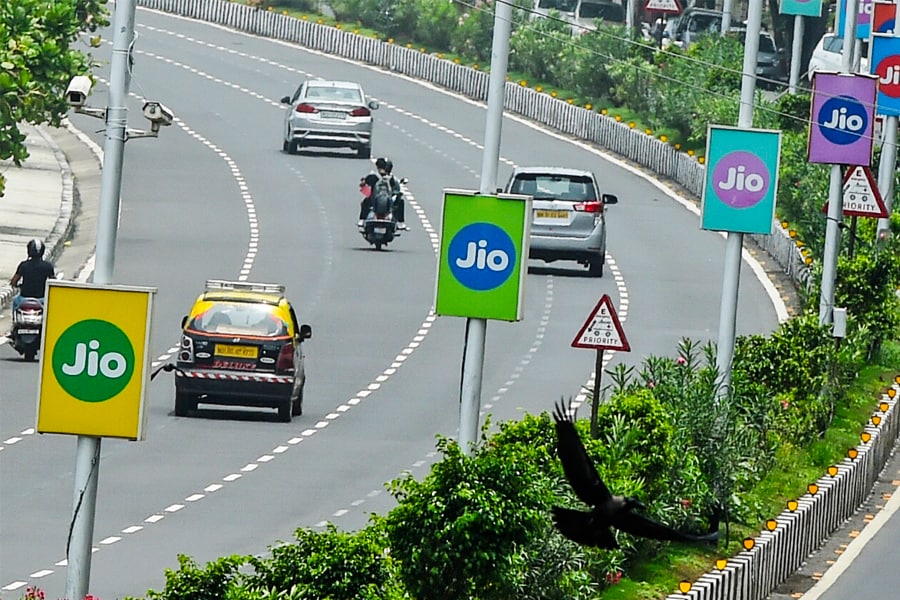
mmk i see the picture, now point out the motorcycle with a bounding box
[10,298,46,361]
[8,272,63,362]
[359,176,408,251]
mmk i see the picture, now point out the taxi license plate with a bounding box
[321,111,346,119]
[215,344,258,359]
[536,209,568,219]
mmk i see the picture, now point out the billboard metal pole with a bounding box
[819,0,858,325]
[715,0,763,396]
[458,0,513,455]
[875,22,900,243]
[65,0,136,597]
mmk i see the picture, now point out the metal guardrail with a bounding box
[135,3,883,599]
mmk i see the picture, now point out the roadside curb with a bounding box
[0,125,77,312]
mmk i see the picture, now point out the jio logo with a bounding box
[876,56,900,97]
[859,0,872,26]
[711,151,770,209]
[52,319,135,402]
[818,95,868,145]
[448,223,515,291]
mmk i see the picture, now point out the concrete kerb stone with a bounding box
[0,124,76,311]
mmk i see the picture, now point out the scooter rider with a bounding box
[358,157,407,231]
[9,238,55,311]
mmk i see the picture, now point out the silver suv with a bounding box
[505,166,618,277]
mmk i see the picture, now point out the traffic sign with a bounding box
[435,189,531,321]
[37,281,156,440]
[645,0,682,14]
[571,295,630,351]
[821,166,888,217]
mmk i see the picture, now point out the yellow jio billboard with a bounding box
[36,281,156,440]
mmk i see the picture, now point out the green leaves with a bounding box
[0,0,108,195]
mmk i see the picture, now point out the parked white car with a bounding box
[807,33,869,82]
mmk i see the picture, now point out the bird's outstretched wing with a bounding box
[613,510,720,545]
[553,400,611,507]
[551,506,618,549]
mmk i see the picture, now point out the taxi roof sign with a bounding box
[645,0,682,13]
[571,295,630,351]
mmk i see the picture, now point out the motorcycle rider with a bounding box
[358,157,407,231]
[9,239,55,312]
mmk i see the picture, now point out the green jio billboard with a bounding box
[435,189,531,321]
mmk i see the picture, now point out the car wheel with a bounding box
[588,256,605,277]
[288,140,301,155]
[277,397,292,422]
[175,391,196,417]
[282,140,290,152]
[291,385,304,416]
[358,145,372,159]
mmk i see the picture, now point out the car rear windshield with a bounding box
[578,2,625,22]
[305,86,363,103]
[510,174,596,201]
[190,303,288,337]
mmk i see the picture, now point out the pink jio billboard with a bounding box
[808,72,878,166]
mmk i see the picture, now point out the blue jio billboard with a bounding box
[701,126,781,235]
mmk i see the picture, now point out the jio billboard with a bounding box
[435,190,531,321]
[837,0,874,39]
[873,1,896,33]
[871,34,900,116]
[808,72,878,165]
[701,126,781,235]
[780,0,822,17]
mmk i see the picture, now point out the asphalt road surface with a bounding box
[0,7,783,598]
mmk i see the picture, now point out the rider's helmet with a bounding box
[26,238,45,259]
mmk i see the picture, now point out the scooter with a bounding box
[10,297,46,361]
[8,272,63,362]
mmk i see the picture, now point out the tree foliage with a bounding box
[0,0,107,195]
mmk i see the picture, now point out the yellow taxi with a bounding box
[175,280,312,422]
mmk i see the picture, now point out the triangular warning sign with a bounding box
[571,295,631,352]
[821,166,889,219]
[645,0,682,14]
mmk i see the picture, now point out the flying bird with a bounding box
[551,400,719,549]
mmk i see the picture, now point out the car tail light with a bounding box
[179,335,194,363]
[276,342,294,372]
[573,201,602,213]
[295,103,318,113]
[349,106,371,117]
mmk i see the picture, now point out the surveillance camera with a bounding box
[66,76,93,108]
[142,101,174,126]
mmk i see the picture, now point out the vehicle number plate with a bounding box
[214,344,258,358]
[536,209,568,219]
[17,329,40,335]
[320,111,346,119]
[374,227,387,234]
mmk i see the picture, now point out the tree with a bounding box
[0,0,108,196]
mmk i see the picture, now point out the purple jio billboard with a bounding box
[808,72,878,166]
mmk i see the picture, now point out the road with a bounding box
[0,7,782,598]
